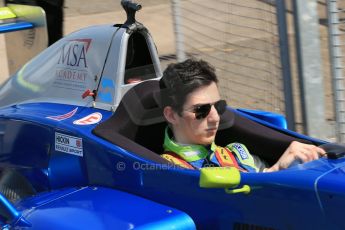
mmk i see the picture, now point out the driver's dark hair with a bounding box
[159,58,218,114]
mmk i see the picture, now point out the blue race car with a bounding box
[0,1,345,229]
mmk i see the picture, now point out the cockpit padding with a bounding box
[93,80,316,165]
[215,111,314,165]
[92,80,168,164]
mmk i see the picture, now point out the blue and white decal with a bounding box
[97,78,115,103]
[232,143,248,160]
[55,132,83,157]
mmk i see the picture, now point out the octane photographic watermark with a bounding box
[116,161,126,171]
[115,161,224,171]
[115,161,192,171]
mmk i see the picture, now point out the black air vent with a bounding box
[233,222,276,230]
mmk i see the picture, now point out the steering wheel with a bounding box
[287,143,341,168]
[319,143,345,159]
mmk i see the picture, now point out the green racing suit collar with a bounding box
[163,127,215,162]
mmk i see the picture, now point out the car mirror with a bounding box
[199,167,251,194]
[319,143,345,159]
[199,167,241,188]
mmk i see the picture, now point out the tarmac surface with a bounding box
[0,0,174,82]
[64,0,174,55]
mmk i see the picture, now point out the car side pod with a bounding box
[199,167,251,195]
[0,193,31,227]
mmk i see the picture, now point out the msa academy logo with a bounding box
[55,132,83,157]
[73,112,102,125]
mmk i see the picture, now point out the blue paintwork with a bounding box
[110,158,345,229]
[0,102,342,229]
[0,21,34,34]
[13,186,195,230]
[0,9,343,228]
[234,107,327,144]
[315,163,345,229]
[0,193,21,225]
[237,108,288,129]
[0,193,31,228]
[0,103,113,190]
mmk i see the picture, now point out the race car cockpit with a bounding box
[1,1,345,229]
[92,79,319,167]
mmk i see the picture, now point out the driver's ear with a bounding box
[163,106,179,125]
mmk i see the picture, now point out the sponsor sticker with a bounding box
[55,132,83,157]
[232,143,249,160]
[53,38,92,92]
[47,107,78,121]
[184,151,200,157]
[73,112,102,125]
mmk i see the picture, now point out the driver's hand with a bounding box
[264,141,326,172]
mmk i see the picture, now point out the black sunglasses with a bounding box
[188,100,227,120]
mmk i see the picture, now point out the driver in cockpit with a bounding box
[159,58,325,172]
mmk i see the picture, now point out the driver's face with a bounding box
[173,82,221,145]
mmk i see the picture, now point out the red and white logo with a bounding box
[73,112,102,125]
[47,107,78,121]
[76,139,82,148]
